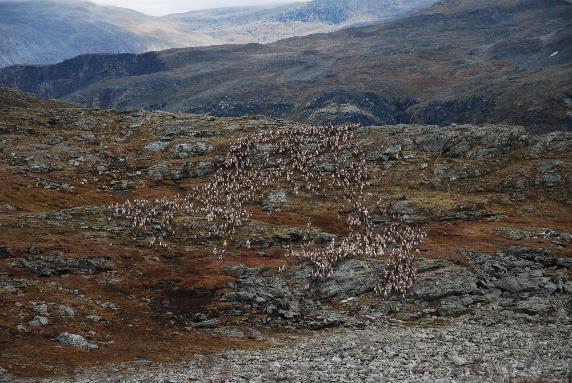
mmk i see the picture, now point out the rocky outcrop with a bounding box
[20,254,114,277]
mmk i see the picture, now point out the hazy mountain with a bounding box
[1,0,570,130]
[0,0,437,67]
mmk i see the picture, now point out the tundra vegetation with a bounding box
[111,124,426,297]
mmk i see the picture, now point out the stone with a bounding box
[495,228,533,241]
[28,161,57,173]
[412,264,478,301]
[319,259,385,299]
[0,204,16,213]
[416,131,457,155]
[0,247,14,259]
[56,332,98,350]
[515,297,550,314]
[262,189,288,212]
[535,160,564,187]
[20,255,114,276]
[193,313,208,322]
[29,316,49,327]
[33,303,48,314]
[503,246,557,267]
[100,302,118,310]
[59,305,75,318]
[313,232,337,245]
[437,298,468,317]
[86,315,102,323]
[144,139,171,152]
[171,141,213,159]
[448,353,468,366]
[193,319,219,329]
[27,246,42,255]
[494,271,550,294]
[147,164,172,182]
[189,161,217,178]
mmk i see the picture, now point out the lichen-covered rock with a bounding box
[188,161,217,178]
[535,160,565,187]
[56,332,98,350]
[20,254,114,276]
[171,141,213,159]
[262,189,288,212]
[29,315,49,327]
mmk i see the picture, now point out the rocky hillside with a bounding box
[0,88,570,381]
[0,0,436,67]
[1,0,570,130]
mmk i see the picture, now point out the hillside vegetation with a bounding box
[0,88,570,380]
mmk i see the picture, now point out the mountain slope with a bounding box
[0,87,571,380]
[0,0,217,67]
[1,0,570,130]
[0,0,437,67]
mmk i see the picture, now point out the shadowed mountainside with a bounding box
[1,0,570,130]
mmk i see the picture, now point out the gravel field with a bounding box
[11,311,570,383]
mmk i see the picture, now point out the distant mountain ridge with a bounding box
[1,0,570,130]
[0,0,437,67]
[274,0,435,23]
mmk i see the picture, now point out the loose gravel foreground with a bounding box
[11,311,570,383]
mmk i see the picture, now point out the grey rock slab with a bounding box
[514,296,550,314]
[412,265,478,301]
[319,259,385,299]
[494,271,551,294]
[20,255,113,276]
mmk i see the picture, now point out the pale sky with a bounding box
[91,0,305,16]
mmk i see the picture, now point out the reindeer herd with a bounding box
[110,124,426,297]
